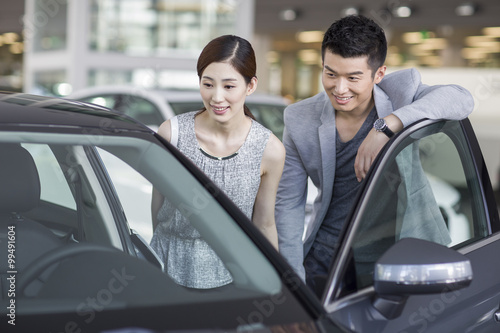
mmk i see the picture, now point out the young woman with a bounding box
[150,35,285,289]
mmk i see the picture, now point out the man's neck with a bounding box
[335,101,375,142]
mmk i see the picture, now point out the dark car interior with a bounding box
[0,144,69,297]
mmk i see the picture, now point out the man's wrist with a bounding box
[373,118,394,138]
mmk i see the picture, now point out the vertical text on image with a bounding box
[6,225,17,326]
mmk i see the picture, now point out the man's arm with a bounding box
[355,68,474,180]
[384,68,474,125]
[394,83,474,126]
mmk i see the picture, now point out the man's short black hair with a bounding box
[322,15,387,75]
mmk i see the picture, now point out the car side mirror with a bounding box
[372,237,473,319]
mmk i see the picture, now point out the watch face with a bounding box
[374,118,385,130]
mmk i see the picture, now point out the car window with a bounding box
[80,95,117,110]
[97,147,154,242]
[23,143,76,210]
[96,141,282,291]
[336,120,489,294]
[169,101,204,115]
[4,142,123,249]
[2,131,284,318]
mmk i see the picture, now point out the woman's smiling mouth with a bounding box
[211,105,229,115]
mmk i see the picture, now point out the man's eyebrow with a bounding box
[324,65,364,76]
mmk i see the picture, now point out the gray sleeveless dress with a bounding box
[150,111,271,289]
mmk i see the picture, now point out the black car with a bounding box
[0,91,499,332]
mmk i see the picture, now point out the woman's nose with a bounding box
[210,86,225,103]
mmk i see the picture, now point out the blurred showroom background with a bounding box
[1,0,500,187]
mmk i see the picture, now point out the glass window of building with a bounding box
[32,0,68,52]
[89,0,238,56]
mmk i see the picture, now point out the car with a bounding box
[1,91,500,333]
[68,85,288,140]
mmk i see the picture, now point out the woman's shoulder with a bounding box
[157,118,172,142]
[176,110,198,122]
[250,118,272,136]
[262,133,286,170]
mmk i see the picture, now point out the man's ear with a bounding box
[247,76,258,95]
[375,66,386,84]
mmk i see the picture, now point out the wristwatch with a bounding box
[373,118,394,138]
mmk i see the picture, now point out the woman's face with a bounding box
[199,61,256,122]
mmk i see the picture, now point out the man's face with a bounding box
[322,51,385,116]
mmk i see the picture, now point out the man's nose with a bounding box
[334,78,349,94]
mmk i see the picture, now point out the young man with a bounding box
[275,15,474,290]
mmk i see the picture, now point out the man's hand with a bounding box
[354,129,389,182]
[354,114,403,182]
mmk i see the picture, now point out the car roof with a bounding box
[0,91,151,133]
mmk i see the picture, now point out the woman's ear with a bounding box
[247,76,258,95]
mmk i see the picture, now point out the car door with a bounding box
[322,118,500,332]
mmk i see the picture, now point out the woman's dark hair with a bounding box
[197,35,256,119]
[321,15,387,77]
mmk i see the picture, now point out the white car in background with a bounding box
[69,85,288,140]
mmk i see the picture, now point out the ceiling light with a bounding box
[392,6,412,18]
[402,31,435,44]
[2,32,19,44]
[298,49,320,64]
[9,42,23,54]
[421,38,448,50]
[465,35,495,47]
[296,31,324,43]
[341,7,360,17]
[455,3,477,16]
[461,48,487,60]
[402,32,423,44]
[483,27,500,37]
[279,8,299,21]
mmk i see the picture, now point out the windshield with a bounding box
[0,131,284,318]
